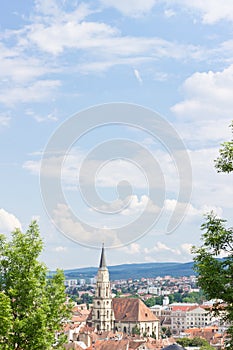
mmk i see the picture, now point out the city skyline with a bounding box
[0,0,233,269]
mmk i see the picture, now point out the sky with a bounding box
[0,0,233,270]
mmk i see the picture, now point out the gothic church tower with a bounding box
[92,244,114,332]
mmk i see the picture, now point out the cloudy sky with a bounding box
[0,0,233,270]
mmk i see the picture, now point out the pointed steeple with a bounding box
[99,243,106,268]
[93,243,114,332]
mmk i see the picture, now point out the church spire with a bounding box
[92,243,114,332]
[99,243,106,268]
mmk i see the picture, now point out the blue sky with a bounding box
[0,0,233,270]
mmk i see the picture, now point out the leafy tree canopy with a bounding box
[192,120,233,347]
[215,121,233,173]
[177,337,214,348]
[0,221,71,350]
[192,213,233,346]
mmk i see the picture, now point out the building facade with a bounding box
[186,306,212,329]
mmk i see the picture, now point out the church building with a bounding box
[89,245,159,338]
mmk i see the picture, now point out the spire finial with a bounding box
[99,243,106,268]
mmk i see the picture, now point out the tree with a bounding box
[161,326,171,338]
[215,121,233,173]
[177,337,214,348]
[144,297,156,307]
[192,123,233,347]
[192,213,233,345]
[77,293,93,305]
[0,291,13,349]
[0,221,71,350]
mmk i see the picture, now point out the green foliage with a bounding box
[77,292,93,305]
[132,325,140,335]
[161,326,171,338]
[182,291,205,304]
[200,345,215,350]
[144,297,156,307]
[0,292,13,349]
[168,290,204,304]
[151,330,157,339]
[0,221,71,350]
[144,295,163,307]
[177,337,213,347]
[169,292,183,303]
[192,122,233,348]
[192,212,233,347]
[144,291,204,308]
[215,121,233,173]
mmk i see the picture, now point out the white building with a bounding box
[186,306,212,329]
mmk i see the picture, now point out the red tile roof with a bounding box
[171,305,197,312]
[112,298,159,322]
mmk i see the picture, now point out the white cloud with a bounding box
[25,146,179,204]
[167,0,233,24]
[122,242,141,254]
[164,9,176,18]
[15,1,206,64]
[0,209,22,233]
[143,241,194,262]
[23,159,41,175]
[100,0,157,17]
[34,0,92,23]
[0,115,11,128]
[175,119,232,147]
[53,246,68,252]
[52,203,121,247]
[95,194,160,221]
[34,0,62,17]
[172,65,233,121]
[0,0,216,93]
[121,195,159,216]
[25,109,58,123]
[0,54,51,83]
[28,21,118,55]
[164,199,223,219]
[188,147,232,209]
[0,80,61,106]
[180,243,192,255]
[171,65,233,150]
[100,0,233,22]
[144,241,181,255]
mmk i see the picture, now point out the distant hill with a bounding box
[63,261,195,280]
